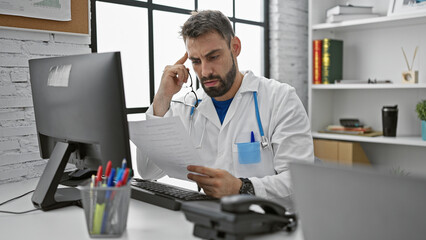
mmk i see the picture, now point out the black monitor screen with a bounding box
[29,52,131,210]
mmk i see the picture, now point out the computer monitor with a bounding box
[29,52,131,211]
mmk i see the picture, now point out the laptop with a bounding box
[289,161,426,240]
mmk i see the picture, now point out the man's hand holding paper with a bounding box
[128,116,202,180]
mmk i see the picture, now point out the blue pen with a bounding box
[116,167,123,182]
[251,131,255,143]
[107,168,116,188]
[121,158,127,169]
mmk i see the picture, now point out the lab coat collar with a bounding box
[196,91,222,129]
[220,70,259,127]
[195,71,260,129]
[238,70,260,94]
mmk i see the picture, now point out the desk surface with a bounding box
[0,179,304,240]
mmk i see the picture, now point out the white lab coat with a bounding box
[137,71,314,202]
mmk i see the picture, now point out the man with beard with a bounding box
[138,10,314,202]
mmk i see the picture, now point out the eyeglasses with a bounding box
[183,71,199,108]
[171,71,199,108]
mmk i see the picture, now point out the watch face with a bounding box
[245,184,255,195]
[239,178,255,195]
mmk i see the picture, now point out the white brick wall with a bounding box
[270,0,309,108]
[0,28,90,184]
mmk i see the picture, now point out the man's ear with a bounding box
[230,36,241,57]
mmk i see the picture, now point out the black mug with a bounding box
[382,105,398,137]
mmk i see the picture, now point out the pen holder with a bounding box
[80,182,131,238]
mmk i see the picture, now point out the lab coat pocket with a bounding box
[236,142,261,164]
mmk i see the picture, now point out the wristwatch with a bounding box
[239,178,255,195]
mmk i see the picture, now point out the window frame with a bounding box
[90,0,270,115]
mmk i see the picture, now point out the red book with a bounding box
[313,40,322,84]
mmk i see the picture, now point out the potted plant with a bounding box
[416,100,426,141]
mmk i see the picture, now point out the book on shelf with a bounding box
[326,13,380,23]
[312,40,322,84]
[322,39,343,84]
[320,125,382,137]
[326,125,372,133]
[326,5,373,17]
[319,130,383,137]
[335,79,393,84]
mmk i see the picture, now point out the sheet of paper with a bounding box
[128,116,201,180]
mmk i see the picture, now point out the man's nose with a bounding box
[201,62,213,78]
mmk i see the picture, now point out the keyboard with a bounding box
[130,178,217,211]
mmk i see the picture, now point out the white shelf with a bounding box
[312,84,426,90]
[309,0,426,165]
[313,12,426,31]
[312,132,426,147]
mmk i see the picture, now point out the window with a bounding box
[91,0,269,117]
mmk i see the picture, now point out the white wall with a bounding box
[270,0,309,108]
[0,29,90,184]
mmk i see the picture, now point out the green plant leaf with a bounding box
[416,100,426,121]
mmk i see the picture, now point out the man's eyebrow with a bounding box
[189,49,222,61]
[189,56,200,61]
[204,49,222,58]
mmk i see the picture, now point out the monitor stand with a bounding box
[32,142,81,211]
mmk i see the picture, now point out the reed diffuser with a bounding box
[401,46,419,83]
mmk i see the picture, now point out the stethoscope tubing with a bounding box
[189,91,269,149]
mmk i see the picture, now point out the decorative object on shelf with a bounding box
[382,105,398,137]
[322,39,343,84]
[415,100,426,140]
[388,0,426,15]
[312,39,322,84]
[401,46,419,83]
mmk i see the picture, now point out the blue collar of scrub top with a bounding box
[189,91,268,149]
[253,91,269,149]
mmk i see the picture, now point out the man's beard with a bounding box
[200,57,237,98]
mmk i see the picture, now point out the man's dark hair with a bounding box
[180,10,235,47]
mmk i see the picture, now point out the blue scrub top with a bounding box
[212,97,234,125]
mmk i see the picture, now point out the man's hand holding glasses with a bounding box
[153,53,190,117]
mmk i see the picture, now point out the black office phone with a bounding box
[181,195,297,240]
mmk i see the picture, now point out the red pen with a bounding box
[105,161,112,177]
[96,165,103,187]
[121,168,130,185]
[115,181,123,188]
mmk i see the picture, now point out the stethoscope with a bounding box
[253,91,269,149]
[189,91,269,149]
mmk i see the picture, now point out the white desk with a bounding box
[0,179,304,240]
